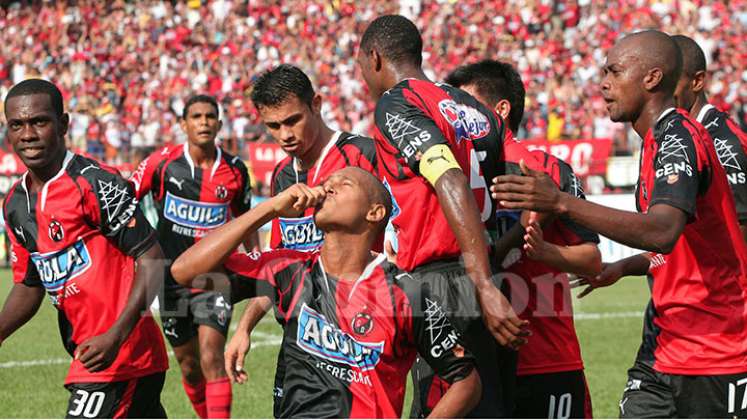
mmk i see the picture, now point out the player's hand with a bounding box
[571,261,625,298]
[491,160,564,213]
[523,221,551,261]
[475,284,530,350]
[272,183,326,217]
[225,330,251,384]
[75,331,122,372]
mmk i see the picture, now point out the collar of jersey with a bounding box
[656,107,677,124]
[21,150,74,213]
[293,131,341,185]
[317,252,387,300]
[696,103,715,124]
[182,143,222,181]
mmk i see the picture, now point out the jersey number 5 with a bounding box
[469,149,491,223]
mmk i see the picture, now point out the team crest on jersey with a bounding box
[215,185,228,200]
[164,191,229,229]
[48,220,64,242]
[30,239,92,292]
[438,99,490,143]
[351,312,373,336]
[297,304,383,371]
[279,215,324,251]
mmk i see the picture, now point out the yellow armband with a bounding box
[419,144,461,186]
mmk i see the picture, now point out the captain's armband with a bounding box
[419,145,461,186]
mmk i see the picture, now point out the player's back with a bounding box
[372,79,508,270]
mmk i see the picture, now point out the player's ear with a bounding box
[371,49,383,72]
[366,203,387,225]
[179,117,188,133]
[59,112,70,137]
[494,100,511,123]
[643,67,664,92]
[311,94,323,115]
[692,70,706,93]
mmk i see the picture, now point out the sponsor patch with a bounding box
[297,304,383,371]
[164,191,229,229]
[438,99,490,143]
[31,239,92,292]
[279,215,324,251]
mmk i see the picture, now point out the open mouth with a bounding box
[20,146,45,159]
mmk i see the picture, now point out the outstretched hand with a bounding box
[570,261,625,298]
[491,160,564,213]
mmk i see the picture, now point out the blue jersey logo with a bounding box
[31,239,92,292]
[297,304,383,371]
[164,192,228,229]
[279,215,324,251]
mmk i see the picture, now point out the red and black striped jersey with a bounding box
[269,131,376,251]
[372,79,512,271]
[130,143,252,272]
[3,152,168,384]
[225,250,475,418]
[696,104,747,223]
[498,146,598,376]
[636,108,747,375]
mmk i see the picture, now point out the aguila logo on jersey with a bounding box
[48,220,64,242]
[30,239,92,292]
[297,304,383,371]
[351,312,373,336]
[164,191,229,229]
[438,99,490,143]
[279,215,324,251]
[215,185,228,200]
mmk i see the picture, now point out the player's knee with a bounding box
[200,347,227,380]
[178,354,203,383]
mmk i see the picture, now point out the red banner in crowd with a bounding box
[520,138,613,177]
[246,139,613,186]
[0,150,25,195]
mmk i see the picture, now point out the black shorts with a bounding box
[620,360,747,418]
[159,286,232,347]
[408,258,516,418]
[65,372,166,419]
[514,370,592,418]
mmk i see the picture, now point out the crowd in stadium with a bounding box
[0,0,746,167]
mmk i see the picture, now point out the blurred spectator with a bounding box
[0,0,744,167]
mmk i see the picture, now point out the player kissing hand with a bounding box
[74,330,123,373]
[271,183,326,217]
[491,160,565,213]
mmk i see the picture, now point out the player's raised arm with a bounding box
[171,183,326,286]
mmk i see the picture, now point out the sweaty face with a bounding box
[258,95,320,158]
[5,94,68,170]
[314,168,372,233]
[600,43,646,123]
[673,75,696,112]
[181,102,221,147]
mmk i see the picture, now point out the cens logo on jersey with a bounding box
[297,304,383,371]
[30,239,92,292]
[438,99,490,143]
[164,191,228,229]
[279,215,324,251]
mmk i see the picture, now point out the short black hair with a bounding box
[250,64,315,109]
[5,79,64,117]
[445,60,525,133]
[671,35,707,77]
[360,15,423,68]
[183,94,220,119]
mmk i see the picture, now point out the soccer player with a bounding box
[492,30,747,417]
[446,59,598,418]
[171,167,481,418]
[223,64,377,414]
[0,79,169,418]
[357,14,530,417]
[131,94,254,418]
[672,34,747,243]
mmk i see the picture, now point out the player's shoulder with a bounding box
[654,109,703,147]
[66,154,123,183]
[3,175,27,217]
[337,132,376,155]
[220,148,248,172]
[375,80,415,115]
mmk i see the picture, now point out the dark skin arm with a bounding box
[0,283,45,346]
[435,169,529,348]
[573,253,651,298]
[427,369,481,418]
[491,161,687,254]
[225,296,273,384]
[75,242,165,372]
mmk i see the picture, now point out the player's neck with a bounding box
[689,94,709,120]
[393,66,430,87]
[187,141,217,168]
[297,124,335,171]
[319,232,376,282]
[633,95,676,139]
[26,151,67,192]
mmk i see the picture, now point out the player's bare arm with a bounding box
[172,184,326,286]
[75,242,165,372]
[572,253,651,298]
[523,221,602,277]
[0,283,45,347]
[491,161,687,254]
[225,296,272,384]
[432,167,529,348]
[427,369,481,418]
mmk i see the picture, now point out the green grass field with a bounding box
[0,270,648,418]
